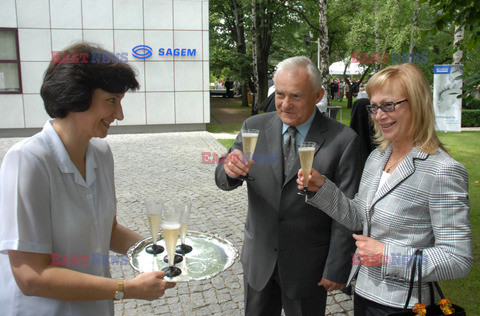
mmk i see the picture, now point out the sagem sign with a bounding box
[132,45,197,59]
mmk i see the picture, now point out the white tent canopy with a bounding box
[329,59,366,75]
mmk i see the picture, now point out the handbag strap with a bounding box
[418,250,422,304]
[433,281,446,298]
[406,250,454,313]
[403,249,422,310]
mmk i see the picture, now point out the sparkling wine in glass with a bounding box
[176,199,193,255]
[145,199,164,255]
[298,141,317,196]
[240,128,259,181]
[161,202,183,277]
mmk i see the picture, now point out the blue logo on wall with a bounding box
[132,45,153,59]
[132,45,197,59]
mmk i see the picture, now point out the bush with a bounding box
[462,109,480,127]
[465,98,480,109]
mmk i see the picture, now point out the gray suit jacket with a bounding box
[215,109,362,299]
[308,145,473,308]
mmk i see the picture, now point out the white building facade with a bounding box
[0,0,210,136]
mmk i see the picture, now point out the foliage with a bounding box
[419,0,480,102]
[420,0,480,47]
[459,70,480,104]
[209,0,480,109]
[209,0,252,82]
[461,110,480,127]
[465,98,480,110]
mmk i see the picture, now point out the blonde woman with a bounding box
[297,63,472,315]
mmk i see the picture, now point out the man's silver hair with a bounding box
[274,56,322,91]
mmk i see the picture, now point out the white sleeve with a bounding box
[0,148,52,254]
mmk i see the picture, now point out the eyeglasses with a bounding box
[366,99,408,114]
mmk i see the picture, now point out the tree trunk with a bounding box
[251,0,259,114]
[409,0,420,63]
[251,0,275,115]
[453,25,464,64]
[229,0,250,107]
[241,84,249,107]
[374,0,382,72]
[317,0,330,105]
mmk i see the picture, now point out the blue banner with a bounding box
[434,65,451,74]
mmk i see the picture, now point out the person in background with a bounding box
[350,98,376,166]
[216,56,361,315]
[338,79,345,102]
[297,63,472,315]
[345,78,351,99]
[316,85,329,114]
[261,70,277,112]
[225,78,234,98]
[330,79,339,101]
[0,43,175,315]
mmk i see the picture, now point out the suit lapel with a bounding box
[265,114,284,186]
[370,147,428,211]
[284,109,327,185]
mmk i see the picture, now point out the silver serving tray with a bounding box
[127,231,238,282]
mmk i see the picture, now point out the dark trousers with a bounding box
[244,265,327,316]
[354,293,404,316]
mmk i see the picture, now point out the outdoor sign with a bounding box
[132,45,197,60]
[433,64,462,132]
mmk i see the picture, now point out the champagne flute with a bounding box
[161,201,183,277]
[297,141,317,196]
[176,198,193,255]
[239,128,259,181]
[145,199,164,255]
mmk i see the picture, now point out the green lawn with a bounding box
[212,102,479,313]
[437,132,480,315]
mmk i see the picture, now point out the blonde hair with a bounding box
[366,63,446,154]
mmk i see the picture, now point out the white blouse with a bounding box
[0,120,117,316]
[378,171,391,191]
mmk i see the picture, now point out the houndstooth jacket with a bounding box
[308,145,473,308]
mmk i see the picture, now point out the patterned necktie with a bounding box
[283,126,298,179]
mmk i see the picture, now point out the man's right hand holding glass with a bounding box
[224,149,250,178]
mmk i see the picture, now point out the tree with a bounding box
[210,0,252,107]
[228,0,251,107]
[250,0,286,114]
[283,0,331,103]
[420,0,480,102]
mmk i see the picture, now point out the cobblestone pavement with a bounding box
[0,132,354,316]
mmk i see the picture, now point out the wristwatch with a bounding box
[114,280,124,300]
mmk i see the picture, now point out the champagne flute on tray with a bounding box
[161,201,183,277]
[145,199,165,255]
[176,198,193,255]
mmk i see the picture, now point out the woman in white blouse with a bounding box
[0,43,174,316]
[297,63,472,315]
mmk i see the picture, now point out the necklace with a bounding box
[386,155,406,173]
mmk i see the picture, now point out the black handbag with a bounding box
[387,249,466,315]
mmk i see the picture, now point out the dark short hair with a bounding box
[40,42,140,118]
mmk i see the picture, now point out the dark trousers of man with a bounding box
[354,293,404,316]
[244,265,327,316]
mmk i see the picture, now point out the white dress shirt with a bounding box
[0,120,117,315]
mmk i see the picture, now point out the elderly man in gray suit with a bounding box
[215,56,363,315]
